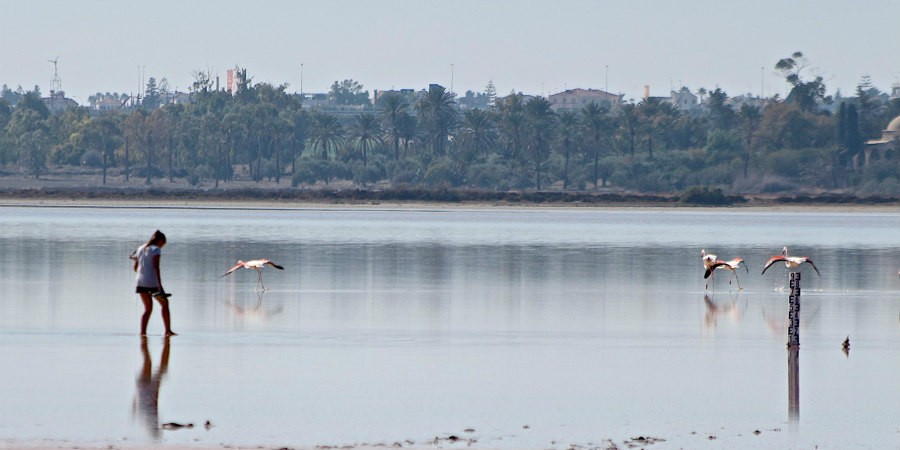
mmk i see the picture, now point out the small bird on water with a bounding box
[842,336,850,355]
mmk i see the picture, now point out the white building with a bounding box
[548,88,621,113]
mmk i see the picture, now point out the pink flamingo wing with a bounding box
[761,256,786,275]
[220,262,245,278]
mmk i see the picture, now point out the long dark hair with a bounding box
[145,230,166,247]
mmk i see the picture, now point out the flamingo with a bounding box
[220,259,285,290]
[705,257,748,289]
[701,249,718,289]
[701,249,717,269]
[761,247,820,276]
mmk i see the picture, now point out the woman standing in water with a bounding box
[131,230,176,336]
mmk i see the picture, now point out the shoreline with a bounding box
[0,191,900,213]
[1,189,899,212]
[0,172,898,211]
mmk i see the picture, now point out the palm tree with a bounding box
[656,102,682,152]
[308,112,344,160]
[637,97,663,160]
[251,102,278,181]
[416,85,458,157]
[618,103,639,158]
[458,109,497,164]
[350,113,383,169]
[706,88,737,131]
[581,102,611,189]
[639,98,682,160]
[377,93,409,161]
[270,113,293,184]
[524,97,557,190]
[397,113,418,158]
[496,93,527,169]
[556,111,579,189]
[285,109,309,175]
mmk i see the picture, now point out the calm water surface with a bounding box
[1,205,900,449]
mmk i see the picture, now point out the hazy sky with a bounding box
[4,0,899,104]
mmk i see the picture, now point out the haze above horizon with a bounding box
[4,0,899,104]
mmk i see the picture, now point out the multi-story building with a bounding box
[669,87,698,112]
[548,88,621,113]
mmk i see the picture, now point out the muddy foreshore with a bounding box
[0,185,898,210]
[0,170,898,209]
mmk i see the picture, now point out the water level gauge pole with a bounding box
[787,271,801,422]
[788,272,801,346]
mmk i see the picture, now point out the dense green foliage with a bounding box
[2,60,900,195]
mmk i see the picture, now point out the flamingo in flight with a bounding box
[220,259,285,290]
[761,247,820,276]
[705,257,749,289]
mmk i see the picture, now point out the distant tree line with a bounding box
[1,52,899,195]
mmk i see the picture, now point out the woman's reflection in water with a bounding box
[133,336,170,440]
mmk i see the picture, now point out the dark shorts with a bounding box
[136,286,159,294]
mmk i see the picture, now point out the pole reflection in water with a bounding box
[788,344,799,423]
[133,336,170,441]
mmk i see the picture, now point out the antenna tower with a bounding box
[49,57,62,94]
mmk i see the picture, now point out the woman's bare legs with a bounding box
[139,292,153,336]
[154,295,176,336]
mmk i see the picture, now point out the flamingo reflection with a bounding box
[226,289,283,324]
[133,336,170,441]
[703,292,746,333]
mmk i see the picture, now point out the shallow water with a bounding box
[1,205,900,449]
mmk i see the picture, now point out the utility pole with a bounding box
[605,65,609,93]
[761,66,765,98]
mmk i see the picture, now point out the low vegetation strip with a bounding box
[0,185,897,207]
